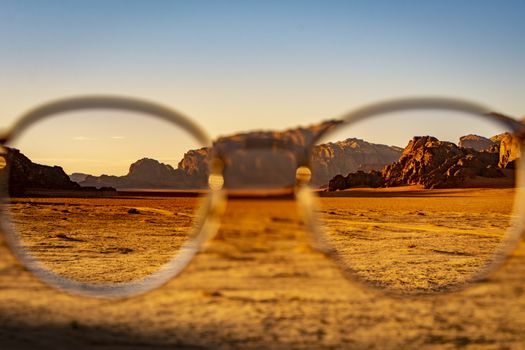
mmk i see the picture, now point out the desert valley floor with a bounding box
[0,188,524,349]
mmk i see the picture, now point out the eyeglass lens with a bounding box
[310,110,518,293]
[2,109,209,285]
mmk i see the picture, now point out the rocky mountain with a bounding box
[211,120,342,188]
[458,134,497,152]
[69,172,90,183]
[210,123,402,188]
[79,155,208,189]
[494,132,521,168]
[1,148,118,195]
[456,132,522,169]
[455,129,523,170]
[382,136,504,189]
[71,121,403,190]
[127,158,176,182]
[2,148,81,195]
[178,148,209,177]
[328,170,383,191]
[311,138,403,187]
[211,131,402,188]
[328,135,512,191]
[6,125,520,194]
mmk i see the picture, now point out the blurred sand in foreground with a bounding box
[0,191,524,349]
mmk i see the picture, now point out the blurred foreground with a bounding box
[0,195,524,349]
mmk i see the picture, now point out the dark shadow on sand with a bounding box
[0,321,216,350]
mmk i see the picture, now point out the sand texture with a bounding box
[0,189,524,349]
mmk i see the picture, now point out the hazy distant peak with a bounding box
[458,134,496,152]
[460,134,489,141]
[69,172,90,183]
[127,158,176,179]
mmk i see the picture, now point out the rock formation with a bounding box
[311,139,402,187]
[328,170,383,191]
[458,134,497,152]
[177,148,209,178]
[69,172,90,183]
[327,135,511,191]
[382,136,504,189]
[189,122,401,189]
[211,121,343,188]
[79,155,208,190]
[6,123,520,194]
[494,132,521,168]
[127,158,176,182]
[2,148,81,195]
[72,121,402,190]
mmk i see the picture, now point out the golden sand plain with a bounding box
[0,188,524,349]
[9,196,202,283]
[8,188,516,291]
[318,187,515,292]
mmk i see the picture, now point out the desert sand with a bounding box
[9,196,202,284]
[318,187,515,293]
[0,188,524,349]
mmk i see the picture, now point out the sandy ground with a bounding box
[0,189,525,349]
[318,188,515,293]
[9,196,201,283]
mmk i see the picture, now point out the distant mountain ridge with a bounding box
[79,152,208,189]
[71,121,403,189]
[4,148,80,195]
[458,134,497,152]
[2,148,115,196]
[311,138,403,186]
[328,133,517,191]
[6,120,520,193]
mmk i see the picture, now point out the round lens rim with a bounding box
[0,95,224,298]
[297,97,525,296]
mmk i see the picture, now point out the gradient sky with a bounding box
[0,1,524,174]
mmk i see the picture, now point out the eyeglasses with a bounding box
[0,96,523,298]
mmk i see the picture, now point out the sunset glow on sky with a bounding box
[0,1,524,175]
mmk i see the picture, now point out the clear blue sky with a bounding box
[0,1,524,174]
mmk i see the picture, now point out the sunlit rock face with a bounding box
[177,148,209,177]
[382,136,503,189]
[326,134,517,192]
[493,132,521,169]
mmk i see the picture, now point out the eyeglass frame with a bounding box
[0,95,523,298]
